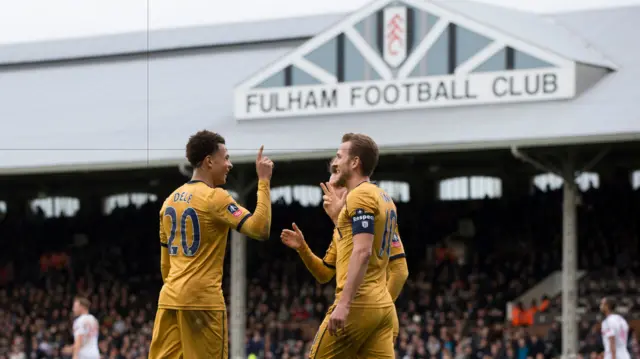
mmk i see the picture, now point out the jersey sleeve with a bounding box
[346,188,378,236]
[159,206,168,248]
[386,255,408,301]
[210,189,252,231]
[602,320,614,338]
[322,231,339,269]
[389,227,406,261]
[73,319,88,337]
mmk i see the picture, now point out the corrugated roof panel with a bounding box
[433,0,617,69]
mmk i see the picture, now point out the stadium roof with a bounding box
[434,1,617,69]
[0,1,620,69]
[0,1,639,174]
[0,13,344,66]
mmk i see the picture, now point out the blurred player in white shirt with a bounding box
[70,296,100,359]
[600,297,630,359]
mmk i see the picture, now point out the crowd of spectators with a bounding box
[1,182,639,359]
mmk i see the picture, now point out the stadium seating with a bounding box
[1,185,639,359]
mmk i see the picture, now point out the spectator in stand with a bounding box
[529,335,545,358]
[523,299,537,327]
[512,302,524,327]
[538,295,550,312]
[1,184,639,358]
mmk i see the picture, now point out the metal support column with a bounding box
[230,226,247,359]
[511,146,610,359]
[561,154,578,359]
[230,173,258,359]
[510,147,589,359]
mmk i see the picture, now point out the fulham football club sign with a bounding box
[234,0,577,120]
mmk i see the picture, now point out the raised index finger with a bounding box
[257,145,264,161]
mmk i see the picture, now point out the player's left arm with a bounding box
[72,323,87,359]
[212,182,271,241]
[387,229,408,301]
[298,237,337,284]
[158,210,171,282]
[338,190,377,309]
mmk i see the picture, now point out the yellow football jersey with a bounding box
[334,182,396,308]
[157,180,254,311]
[324,227,405,285]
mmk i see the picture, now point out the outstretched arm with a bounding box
[297,241,336,284]
[282,223,336,283]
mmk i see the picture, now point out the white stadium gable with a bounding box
[234,0,612,120]
[0,2,639,173]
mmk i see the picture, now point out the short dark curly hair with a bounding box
[186,130,226,168]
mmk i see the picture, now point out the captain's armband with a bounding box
[351,208,375,235]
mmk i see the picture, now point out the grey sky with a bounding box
[1,0,639,45]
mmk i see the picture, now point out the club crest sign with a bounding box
[383,6,408,68]
[234,0,577,120]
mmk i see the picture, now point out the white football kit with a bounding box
[72,314,100,359]
[601,313,630,359]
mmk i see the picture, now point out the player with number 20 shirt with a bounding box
[148,130,273,359]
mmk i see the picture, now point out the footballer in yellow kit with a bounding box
[312,133,398,358]
[306,183,398,359]
[283,225,408,340]
[281,161,408,347]
[148,130,274,359]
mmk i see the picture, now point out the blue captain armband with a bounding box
[351,208,375,235]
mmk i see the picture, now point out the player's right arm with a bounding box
[281,224,336,283]
[387,228,408,301]
[72,319,87,359]
[337,188,377,309]
[159,205,171,282]
[211,182,271,241]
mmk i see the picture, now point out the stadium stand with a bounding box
[1,179,640,359]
